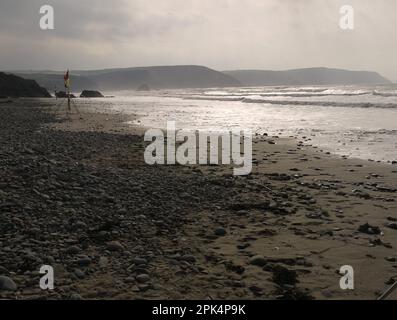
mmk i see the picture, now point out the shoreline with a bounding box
[50,98,397,169]
[1,99,396,300]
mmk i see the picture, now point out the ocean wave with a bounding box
[242,98,397,109]
[202,89,372,98]
[259,92,369,98]
[373,91,397,97]
[181,95,397,108]
[182,96,245,102]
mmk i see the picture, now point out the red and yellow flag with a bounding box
[64,70,70,88]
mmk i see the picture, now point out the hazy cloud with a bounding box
[0,0,396,80]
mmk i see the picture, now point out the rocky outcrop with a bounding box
[80,90,104,98]
[137,84,150,91]
[15,72,98,92]
[55,91,76,98]
[79,65,241,90]
[0,72,51,98]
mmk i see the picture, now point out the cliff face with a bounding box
[12,66,392,92]
[77,65,241,90]
[224,68,392,86]
[15,73,98,92]
[16,66,241,91]
[0,72,51,97]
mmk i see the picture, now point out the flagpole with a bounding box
[64,69,71,112]
[67,86,71,111]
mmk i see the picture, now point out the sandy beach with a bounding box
[1,99,396,300]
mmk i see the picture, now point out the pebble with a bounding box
[179,255,196,263]
[74,269,85,279]
[106,241,124,252]
[0,276,17,291]
[136,274,150,284]
[214,227,227,237]
[131,257,147,265]
[99,256,109,268]
[387,223,397,230]
[74,221,87,229]
[358,223,381,235]
[125,277,136,284]
[66,246,80,255]
[77,256,92,267]
[249,255,267,267]
[70,293,83,300]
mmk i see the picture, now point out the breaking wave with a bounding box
[182,95,397,109]
[241,98,397,109]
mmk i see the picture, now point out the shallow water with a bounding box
[79,85,397,163]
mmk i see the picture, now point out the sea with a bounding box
[78,84,397,163]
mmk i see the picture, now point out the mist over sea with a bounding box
[81,84,397,163]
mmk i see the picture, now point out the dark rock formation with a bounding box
[15,72,98,92]
[136,84,150,91]
[0,72,51,98]
[55,91,76,99]
[80,90,104,98]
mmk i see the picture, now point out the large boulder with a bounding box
[0,72,51,98]
[80,90,104,98]
[56,91,76,98]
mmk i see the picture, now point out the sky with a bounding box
[1,0,396,80]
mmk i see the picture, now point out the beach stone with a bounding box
[136,274,150,283]
[237,243,250,250]
[214,227,227,237]
[106,241,124,251]
[45,256,56,264]
[385,257,397,262]
[0,276,17,291]
[70,293,83,300]
[180,255,196,263]
[387,223,397,230]
[131,257,147,265]
[77,256,92,267]
[0,267,8,274]
[270,265,299,286]
[99,256,109,268]
[74,269,85,279]
[358,223,381,235]
[66,245,80,255]
[249,255,267,267]
[138,284,151,292]
[125,277,136,284]
[249,285,264,296]
[74,221,87,229]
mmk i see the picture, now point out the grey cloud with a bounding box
[0,0,396,80]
